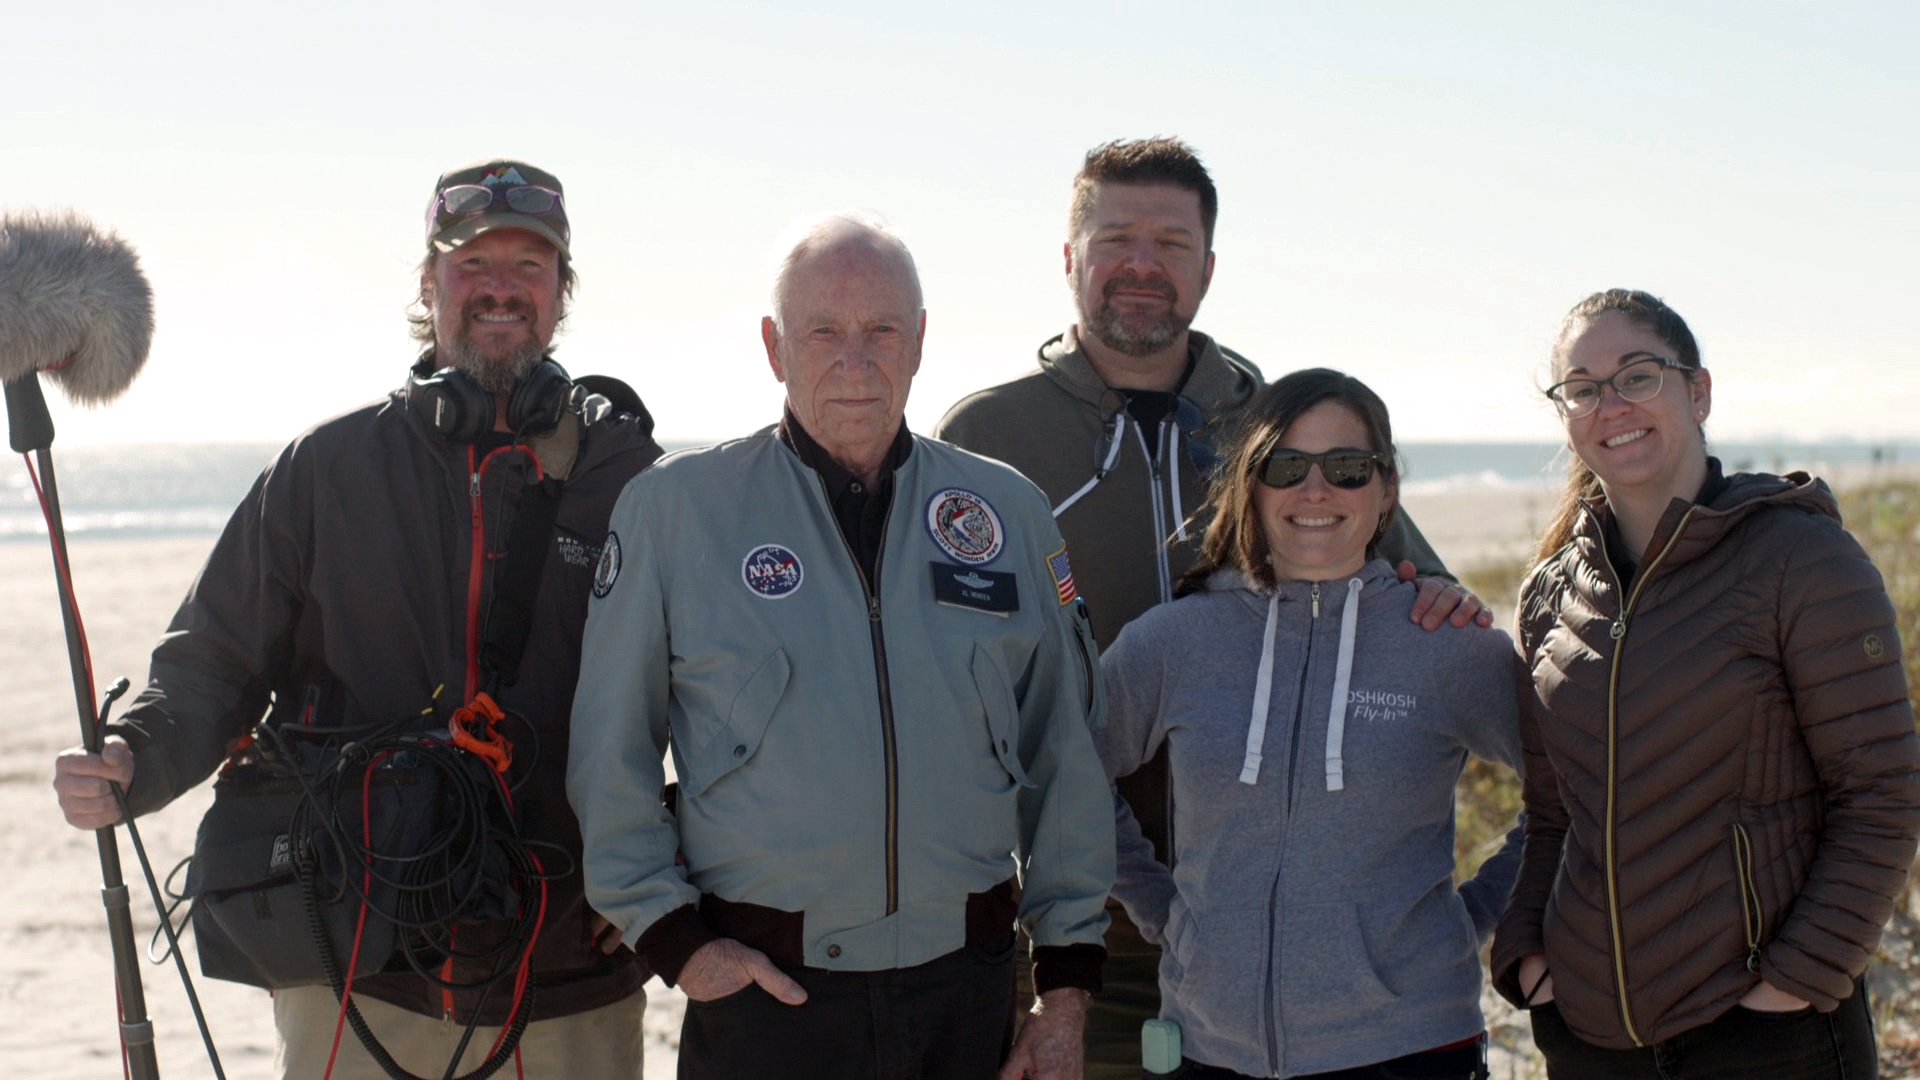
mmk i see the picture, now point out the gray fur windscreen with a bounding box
[0,210,153,405]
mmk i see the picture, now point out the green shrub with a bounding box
[1839,481,1920,718]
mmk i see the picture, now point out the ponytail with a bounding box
[1535,454,1602,567]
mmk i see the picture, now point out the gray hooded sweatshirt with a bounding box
[1096,560,1525,1077]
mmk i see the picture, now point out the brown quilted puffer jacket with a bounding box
[1490,466,1920,1050]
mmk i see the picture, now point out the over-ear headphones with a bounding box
[406,357,573,442]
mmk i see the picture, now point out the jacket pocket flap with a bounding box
[684,648,791,798]
[972,644,1036,789]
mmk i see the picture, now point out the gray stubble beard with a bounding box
[1075,281,1193,359]
[439,335,546,394]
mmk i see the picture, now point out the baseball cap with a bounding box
[426,159,571,258]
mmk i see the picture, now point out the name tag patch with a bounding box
[930,561,1018,615]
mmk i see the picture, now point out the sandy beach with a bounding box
[2,465,1912,1077]
[0,535,683,1078]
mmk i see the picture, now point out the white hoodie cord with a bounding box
[1239,588,1282,785]
[1168,422,1188,542]
[1324,577,1364,792]
[1051,414,1127,519]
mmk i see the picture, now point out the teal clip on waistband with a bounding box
[1142,1018,1182,1074]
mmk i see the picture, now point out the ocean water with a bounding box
[3,438,1914,541]
[1396,441,1916,495]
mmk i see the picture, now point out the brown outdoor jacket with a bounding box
[1490,465,1920,1050]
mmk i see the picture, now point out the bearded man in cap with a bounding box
[53,159,663,1078]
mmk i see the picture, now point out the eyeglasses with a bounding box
[431,184,565,223]
[1545,356,1684,419]
[1259,448,1391,489]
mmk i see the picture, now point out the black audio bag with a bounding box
[184,740,444,989]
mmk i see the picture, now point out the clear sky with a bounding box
[9,0,1916,446]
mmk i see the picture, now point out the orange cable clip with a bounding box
[448,692,514,775]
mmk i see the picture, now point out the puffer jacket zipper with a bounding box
[817,476,901,916]
[1264,582,1321,1077]
[1730,824,1764,972]
[1591,505,1697,1047]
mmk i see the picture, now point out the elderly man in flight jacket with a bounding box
[569,213,1114,1080]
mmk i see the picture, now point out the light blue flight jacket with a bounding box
[567,429,1114,974]
[1097,561,1525,1077]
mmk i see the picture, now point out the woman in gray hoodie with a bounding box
[1095,369,1524,1079]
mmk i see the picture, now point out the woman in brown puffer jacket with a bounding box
[1488,289,1920,1079]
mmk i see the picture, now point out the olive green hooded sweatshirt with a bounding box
[935,328,1449,908]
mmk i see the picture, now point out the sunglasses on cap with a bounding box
[1259,448,1391,490]
[431,183,565,222]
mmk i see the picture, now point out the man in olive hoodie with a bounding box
[934,137,1484,1077]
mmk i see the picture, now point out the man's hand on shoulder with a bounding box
[1398,561,1492,630]
[676,938,809,1006]
[1000,987,1088,1080]
[53,735,134,830]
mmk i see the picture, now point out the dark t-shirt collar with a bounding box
[777,407,913,495]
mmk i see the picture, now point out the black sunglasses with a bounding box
[1259,448,1391,489]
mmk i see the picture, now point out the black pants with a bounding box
[1161,1037,1487,1079]
[1528,982,1878,1080]
[678,938,1016,1080]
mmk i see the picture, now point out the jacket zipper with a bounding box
[1593,506,1697,1047]
[447,442,542,1022]
[1131,419,1173,604]
[1265,582,1321,1076]
[447,446,487,1021]
[463,446,485,703]
[818,476,901,916]
[1730,823,1764,972]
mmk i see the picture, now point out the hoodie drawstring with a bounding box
[1239,589,1282,785]
[1168,421,1188,542]
[1324,577,1364,792]
[1051,414,1126,519]
[1240,577,1364,790]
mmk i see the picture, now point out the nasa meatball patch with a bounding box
[742,544,805,599]
[924,488,1004,566]
[592,532,622,598]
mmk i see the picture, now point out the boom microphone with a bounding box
[5,211,171,1079]
[0,209,153,405]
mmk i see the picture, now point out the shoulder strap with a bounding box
[479,478,563,689]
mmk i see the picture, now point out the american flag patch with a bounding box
[1047,545,1077,606]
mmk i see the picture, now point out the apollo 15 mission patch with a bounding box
[592,532,622,598]
[742,544,805,599]
[925,488,1004,566]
